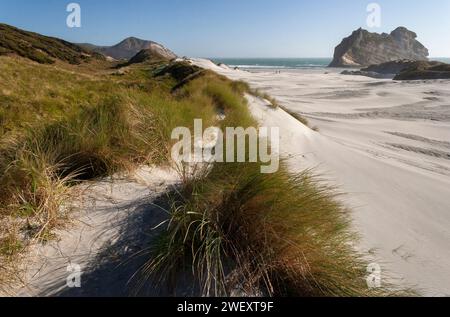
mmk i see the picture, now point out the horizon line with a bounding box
[206,56,450,59]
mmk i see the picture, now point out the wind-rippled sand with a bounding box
[192,59,450,296]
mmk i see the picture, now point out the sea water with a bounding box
[211,58,332,70]
[431,57,450,64]
[211,57,450,70]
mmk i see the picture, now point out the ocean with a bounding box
[211,58,332,70]
[432,57,450,63]
[211,57,450,70]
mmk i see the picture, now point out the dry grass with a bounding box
[226,81,313,129]
[145,161,399,296]
[279,105,316,129]
[250,88,280,109]
[0,224,22,294]
[229,80,279,109]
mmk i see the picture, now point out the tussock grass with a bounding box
[227,80,315,129]
[250,88,280,109]
[232,82,314,129]
[145,161,394,296]
[228,80,279,109]
[206,82,254,127]
[0,57,219,216]
[156,61,202,82]
[0,228,22,294]
[279,105,314,128]
[0,57,219,287]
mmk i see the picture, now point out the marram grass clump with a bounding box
[143,161,398,297]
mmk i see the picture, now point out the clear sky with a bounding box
[1,0,449,57]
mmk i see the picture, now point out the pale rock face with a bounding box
[329,27,429,68]
[141,42,177,60]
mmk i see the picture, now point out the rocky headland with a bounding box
[329,27,429,68]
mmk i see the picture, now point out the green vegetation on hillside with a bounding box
[0,23,104,64]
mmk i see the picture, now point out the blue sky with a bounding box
[1,0,449,57]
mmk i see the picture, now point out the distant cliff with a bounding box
[80,37,177,60]
[329,27,429,68]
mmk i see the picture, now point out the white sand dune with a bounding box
[191,58,450,296]
[13,167,180,297]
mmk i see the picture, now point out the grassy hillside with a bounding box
[0,23,104,64]
[122,48,175,67]
[0,31,403,295]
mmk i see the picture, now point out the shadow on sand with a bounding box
[46,193,196,297]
